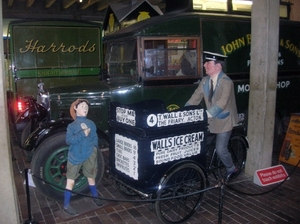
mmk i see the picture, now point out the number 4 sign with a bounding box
[147,114,158,127]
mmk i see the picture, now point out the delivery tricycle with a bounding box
[108,99,247,223]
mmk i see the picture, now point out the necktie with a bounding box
[209,79,213,104]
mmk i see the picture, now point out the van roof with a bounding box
[103,12,250,41]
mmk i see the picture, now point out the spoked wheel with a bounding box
[217,135,248,179]
[155,163,206,224]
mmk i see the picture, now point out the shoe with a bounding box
[94,198,104,206]
[225,167,239,184]
[63,205,78,216]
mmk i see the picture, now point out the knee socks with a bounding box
[64,186,98,207]
[64,190,72,208]
[89,185,98,197]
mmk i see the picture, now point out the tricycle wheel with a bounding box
[155,163,206,224]
[31,132,105,201]
[217,134,247,180]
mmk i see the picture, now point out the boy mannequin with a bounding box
[63,99,103,215]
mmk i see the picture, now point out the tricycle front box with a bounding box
[109,100,208,194]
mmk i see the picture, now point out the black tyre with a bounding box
[20,121,32,148]
[14,117,30,147]
[31,132,105,201]
[155,163,206,224]
[217,135,248,179]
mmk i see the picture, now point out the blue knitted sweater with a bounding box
[66,116,98,165]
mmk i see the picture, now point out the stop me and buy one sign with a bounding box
[253,165,288,186]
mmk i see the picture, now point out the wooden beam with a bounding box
[45,0,56,8]
[63,0,77,9]
[26,0,35,7]
[148,0,163,4]
[8,0,14,7]
[157,2,166,10]
[80,0,100,10]
[97,0,109,11]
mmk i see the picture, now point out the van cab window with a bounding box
[142,38,200,78]
[105,41,137,78]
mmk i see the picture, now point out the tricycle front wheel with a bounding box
[155,163,206,224]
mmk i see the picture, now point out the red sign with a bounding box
[253,165,288,186]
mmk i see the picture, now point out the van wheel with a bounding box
[31,132,105,201]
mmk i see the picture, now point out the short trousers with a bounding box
[66,147,98,180]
